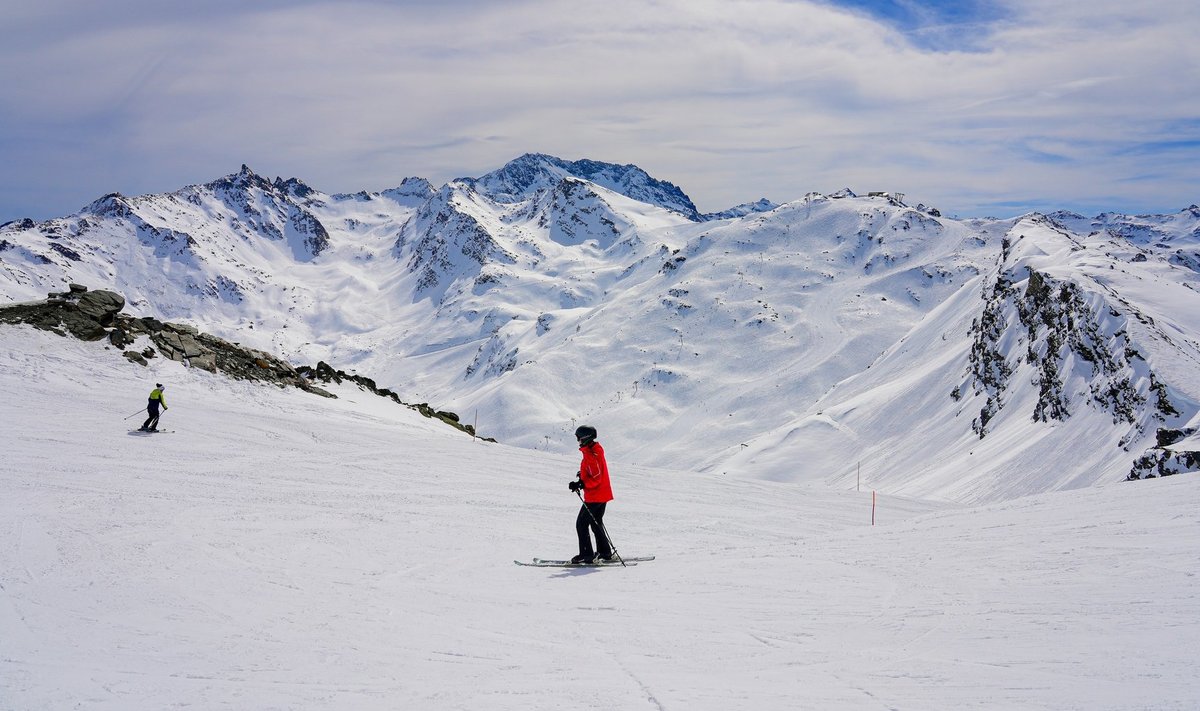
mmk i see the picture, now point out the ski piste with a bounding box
[514,555,655,568]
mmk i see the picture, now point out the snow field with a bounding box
[1,326,1198,709]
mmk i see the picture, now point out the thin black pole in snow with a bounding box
[124,409,145,420]
[575,489,626,567]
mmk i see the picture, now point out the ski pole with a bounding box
[124,409,146,420]
[575,489,626,567]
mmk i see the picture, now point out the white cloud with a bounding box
[1,0,1198,221]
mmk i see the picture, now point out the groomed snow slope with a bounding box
[2,327,1198,710]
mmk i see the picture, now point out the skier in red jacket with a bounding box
[568,425,614,564]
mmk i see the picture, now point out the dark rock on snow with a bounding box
[0,285,329,395]
[0,285,485,439]
[297,361,495,441]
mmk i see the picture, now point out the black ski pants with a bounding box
[576,502,612,559]
[142,402,161,431]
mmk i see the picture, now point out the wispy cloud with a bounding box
[1,0,1197,222]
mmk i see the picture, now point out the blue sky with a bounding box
[1,0,1198,223]
[823,0,1009,48]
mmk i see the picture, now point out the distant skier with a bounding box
[139,383,168,432]
[568,425,614,564]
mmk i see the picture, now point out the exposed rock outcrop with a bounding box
[1128,428,1200,479]
[1,284,125,341]
[297,361,495,441]
[1,285,331,396]
[1,285,488,439]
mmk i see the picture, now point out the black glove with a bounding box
[568,480,582,492]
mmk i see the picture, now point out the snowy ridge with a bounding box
[701,197,780,221]
[2,157,1199,504]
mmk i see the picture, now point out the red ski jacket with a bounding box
[579,442,614,503]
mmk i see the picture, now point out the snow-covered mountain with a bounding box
[720,211,1200,502]
[2,155,1198,503]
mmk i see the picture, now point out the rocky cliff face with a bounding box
[965,263,1171,442]
[958,219,1199,482]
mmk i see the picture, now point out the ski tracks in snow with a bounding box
[597,644,668,711]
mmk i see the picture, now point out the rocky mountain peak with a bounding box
[381,177,436,206]
[84,192,134,219]
[208,164,275,194]
[274,177,317,200]
[0,217,36,231]
[472,153,702,220]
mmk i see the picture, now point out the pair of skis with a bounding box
[514,555,655,568]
